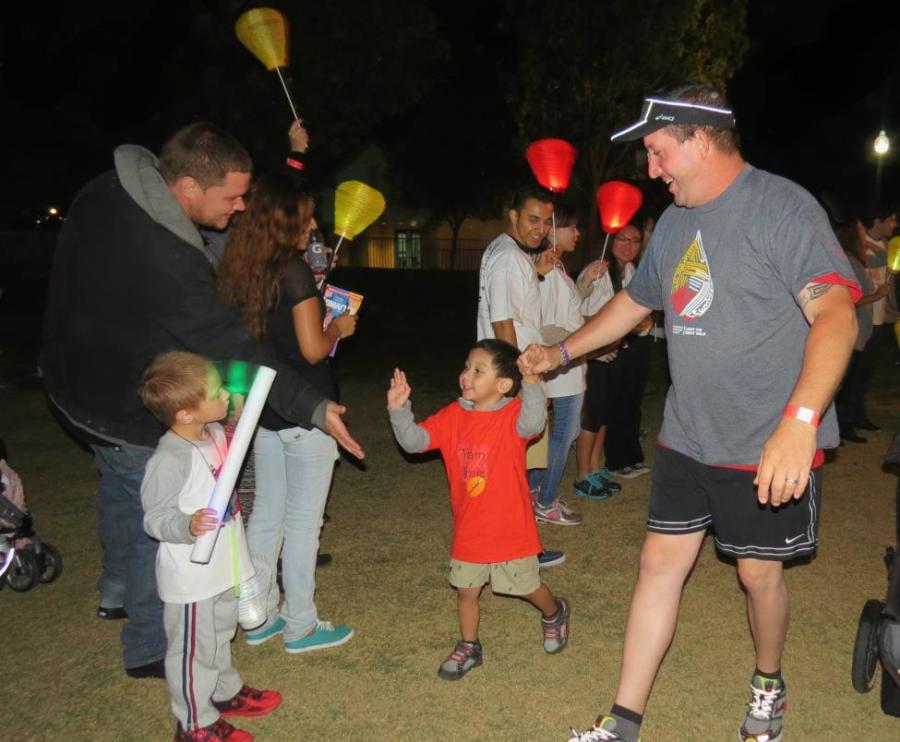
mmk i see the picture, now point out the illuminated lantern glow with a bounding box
[235,8,289,71]
[525,138,577,193]
[334,181,386,241]
[596,181,643,233]
[887,235,900,274]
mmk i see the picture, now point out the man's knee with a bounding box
[638,533,702,580]
[737,558,784,594]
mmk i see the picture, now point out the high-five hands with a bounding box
[387,368,412,410]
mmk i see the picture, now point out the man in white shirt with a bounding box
[477,186,583,542]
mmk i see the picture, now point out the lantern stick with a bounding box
[598,232,611,263]
[331,235,346,265]
[274,67,300,121]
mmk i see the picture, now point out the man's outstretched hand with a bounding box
[324,402,364,460]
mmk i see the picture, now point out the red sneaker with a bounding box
[212,685,282,718]
[174,719,253,741]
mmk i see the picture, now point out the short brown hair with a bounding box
[139,351,211,426]
[663,83,739,154]
[158,122,252,188]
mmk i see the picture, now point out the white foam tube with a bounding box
[190,365,277,564]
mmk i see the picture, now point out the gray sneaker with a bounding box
[438,640,483,680]
[568,716,641,741]
[542,597,570,654]
[739,674,786,741]
[535,501,583,526]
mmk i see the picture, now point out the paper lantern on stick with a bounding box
[235,8,300,120]
[332,180,386,263]
[525,138,577,193]
[596,181,643,234]
[888,236,900,273]
[236,8,288,70]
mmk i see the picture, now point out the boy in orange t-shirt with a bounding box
[387,339,571,680]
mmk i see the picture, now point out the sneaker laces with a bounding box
[747,682,781,720]
[569,726,620,741]
[315,620,335,632]
[448,641,479,663]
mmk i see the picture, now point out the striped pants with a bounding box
[163,590,242,729]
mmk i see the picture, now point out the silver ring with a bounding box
[785,477,799,485]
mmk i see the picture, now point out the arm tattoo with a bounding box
[798,282,833,309]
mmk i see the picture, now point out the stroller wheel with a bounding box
[5,549,39,592]
[38,542,63,584]
[852,598,885,693]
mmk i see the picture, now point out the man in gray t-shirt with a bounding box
[522,84,859,742]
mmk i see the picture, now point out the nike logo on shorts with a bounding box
[784,533,805,544]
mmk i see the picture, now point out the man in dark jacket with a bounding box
[41,122,363,679]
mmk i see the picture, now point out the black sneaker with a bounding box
[97,605,128,620]
[124,658,165,679]
[437,640,483,680]
[538,550,566,567]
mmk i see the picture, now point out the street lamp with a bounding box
[874,130,890,201]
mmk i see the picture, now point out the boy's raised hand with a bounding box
[189,508,219,537]
[387,368,411,410]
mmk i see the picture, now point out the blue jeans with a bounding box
[530,393,584,507]
[92,443,166,668]
[249,426,338,641]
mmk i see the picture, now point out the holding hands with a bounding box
[517,344,560,376]
[387,368,412,410]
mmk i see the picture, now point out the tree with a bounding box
[505,0,748,260]
[381,1,522,269]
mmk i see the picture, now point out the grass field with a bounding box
[1,269,899,740]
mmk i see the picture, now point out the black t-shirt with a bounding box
[259,257,336,431]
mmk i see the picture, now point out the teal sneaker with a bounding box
[573,477,613,501]
[284,620,354,654]
[244,616,285,646]
[587,468,622,493]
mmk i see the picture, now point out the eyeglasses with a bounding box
[614,235,641,245]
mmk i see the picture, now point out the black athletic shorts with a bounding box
[647,445,821,561]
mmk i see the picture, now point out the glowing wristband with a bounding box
[558,342,571,367]
[783,404,820,428]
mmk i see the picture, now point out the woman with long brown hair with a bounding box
[218,173,356,654]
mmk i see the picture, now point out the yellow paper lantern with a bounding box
[887,235,900,273]
[235,8,289,71]
[334,181,386,241]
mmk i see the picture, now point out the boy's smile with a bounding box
[459,348,511,410]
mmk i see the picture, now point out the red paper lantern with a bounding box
[525,138,577,193]
[596,181,643,233]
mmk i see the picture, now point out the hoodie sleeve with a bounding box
[141,449,195,545]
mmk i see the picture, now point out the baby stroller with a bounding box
[0,439,63,591]
[851,433,900,717]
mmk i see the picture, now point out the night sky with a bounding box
[1,0,898,227]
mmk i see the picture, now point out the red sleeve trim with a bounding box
[812,272,861,303]
[286,157,305,171]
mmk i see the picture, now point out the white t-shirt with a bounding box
[141,425,254,603]
[477,233,543,350]
[579,262,615,316]
[540,265,586,397]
